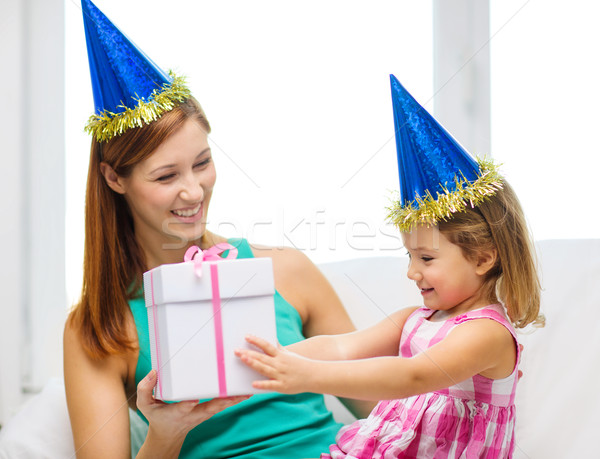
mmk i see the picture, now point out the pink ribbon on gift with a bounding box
[184,242,238,397]
[149,270,164,400]
[184,243,238,277]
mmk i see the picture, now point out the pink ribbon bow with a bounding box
[184,243,238,277]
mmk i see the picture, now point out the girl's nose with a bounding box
[406,261,422,281]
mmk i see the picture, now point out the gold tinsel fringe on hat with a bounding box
[84,73,191,142]
[387,159,503,232]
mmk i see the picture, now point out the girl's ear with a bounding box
[100,162,126,194]
[475,249,498,276]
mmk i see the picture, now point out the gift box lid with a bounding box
[143,257,274,307]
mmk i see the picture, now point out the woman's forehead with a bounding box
[139,120,210,169]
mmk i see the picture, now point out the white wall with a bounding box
[0,0,66,424]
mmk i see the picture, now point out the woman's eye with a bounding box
[156,174,175,182]
[194,158,211,169]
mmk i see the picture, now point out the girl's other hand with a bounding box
[235,335,315,394]
[137,370,249,439]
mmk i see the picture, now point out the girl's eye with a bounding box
[421,256,433,262]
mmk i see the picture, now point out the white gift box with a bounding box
[143,256,277,401]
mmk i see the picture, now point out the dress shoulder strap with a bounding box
[227,238,254,259]
[454,304,520,369]
[454,304,513,331]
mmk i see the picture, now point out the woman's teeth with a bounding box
[172,203,201,217]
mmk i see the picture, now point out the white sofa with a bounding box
[1,239,598,458]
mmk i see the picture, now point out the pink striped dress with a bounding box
[323,304,519,459]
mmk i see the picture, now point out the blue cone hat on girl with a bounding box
[387,74,503,231]
[81,0,190,141]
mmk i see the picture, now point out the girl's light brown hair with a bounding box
[437,181,544,328]
[68,98,211,359]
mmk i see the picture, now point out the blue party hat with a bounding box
[81,0,190,141]
[387,74,502,231]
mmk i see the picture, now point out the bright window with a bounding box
[491,0,600,241]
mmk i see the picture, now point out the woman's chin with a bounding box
[161,224,207,249]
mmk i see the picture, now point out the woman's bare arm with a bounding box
[64,321,133,458]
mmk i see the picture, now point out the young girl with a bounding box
[236,76,544,458]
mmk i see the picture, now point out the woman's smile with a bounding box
[171,202,203,221]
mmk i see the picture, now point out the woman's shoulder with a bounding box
[249,242,313,273]
[247,242,319,296]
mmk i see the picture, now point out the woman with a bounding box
[65,4,369,456]
[64,96,367,458]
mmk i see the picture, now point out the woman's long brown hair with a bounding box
[68,98,211,359]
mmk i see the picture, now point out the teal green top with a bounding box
[130,238,342,458]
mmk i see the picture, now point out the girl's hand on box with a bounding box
[235,335,316,394]
[137,370,250,438]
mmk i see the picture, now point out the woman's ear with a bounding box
[100,162,126,194]
[475,249,498,276]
